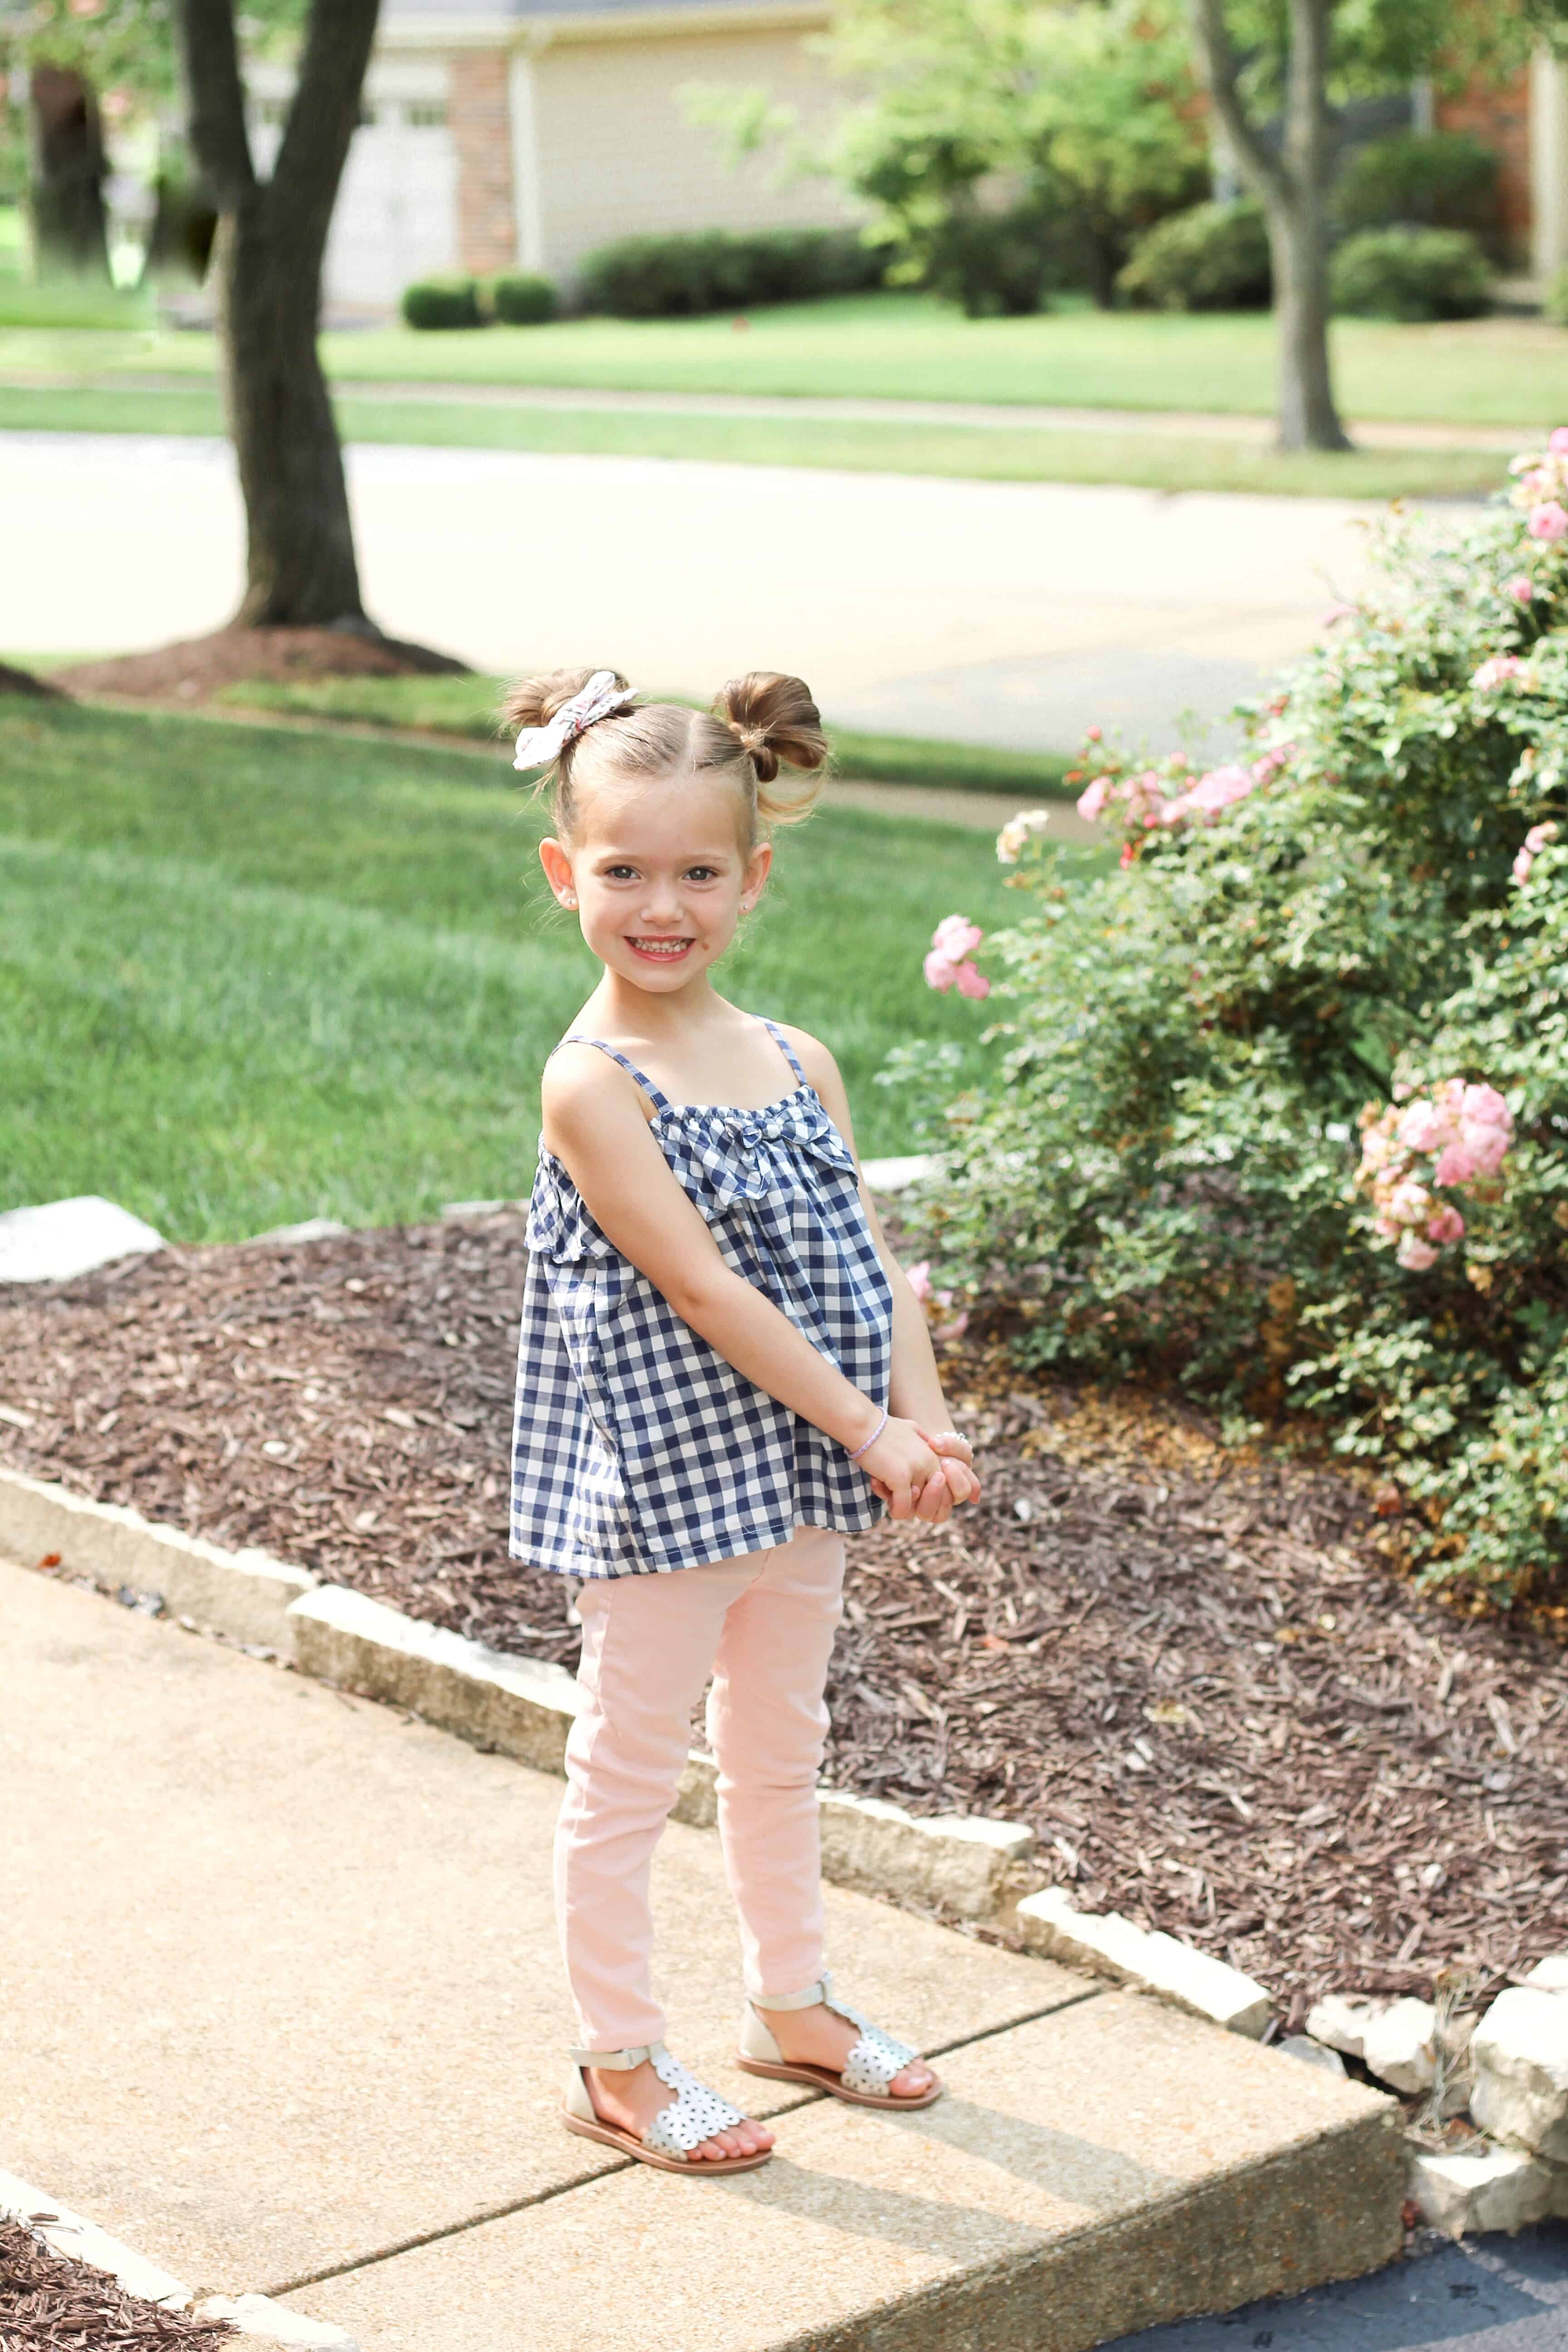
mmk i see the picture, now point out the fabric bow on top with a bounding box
[675,1093,859,1210]
[513,670,638,771]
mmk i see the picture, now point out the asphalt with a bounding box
[1109,2223,1568,2351]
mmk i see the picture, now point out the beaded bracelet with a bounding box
[845,1406,888,1462]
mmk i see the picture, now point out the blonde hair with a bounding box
[503,667,828,844]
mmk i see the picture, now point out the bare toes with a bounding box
[891,2063,935,2098]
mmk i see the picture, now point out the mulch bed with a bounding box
[2,1215,1565,2024]
[52,623,467,704]
[0,2219,233,2350]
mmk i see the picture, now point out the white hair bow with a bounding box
[513,670,637,770]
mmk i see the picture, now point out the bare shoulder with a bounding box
[541,1040,647,1136]
[772,1022,841,1094]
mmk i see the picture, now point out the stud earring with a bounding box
[563,893,578,908]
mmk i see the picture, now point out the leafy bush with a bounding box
[1329,226,1490,322]
[1117,199,1271,311]
[894,439,1568,1604]
[401,274,483,330]
[1335,131,1501,245]
[923,203,1068,317]
[575,228,882,318]
[488,271,557,325]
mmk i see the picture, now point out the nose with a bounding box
[639,881,685,925]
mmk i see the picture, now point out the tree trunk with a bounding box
[215,203,366,626]
[28,64,109,279]
[1266,196,1348,451]
[180,0,381,629]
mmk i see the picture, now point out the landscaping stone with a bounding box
[1523,1953,1568,1994]
[0,2166,190,2308]
[194,2293,360,2347]
[0,1469,314,1655]
[1016,1886,1273,2036]
[248,1218,352,1245]
[0,1194,163,1284]
[1361,1996,1440,2095]
[1279,2033,1348,2075]
[818,1788,1034,1918]
[1471,1986,1568,2160]
[1305,1991,1378,2061]
[1406,2138,1568,2238]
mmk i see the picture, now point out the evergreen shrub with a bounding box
[576,227,883,317]
[1329,225,1489,322]
[401,274,483,329]
[488,271,557,324]
[1117,198,1272,311]
[892,442,1568,1603]
[1335,131,1501,245]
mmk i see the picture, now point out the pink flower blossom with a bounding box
[1526,821,1559,853]
[1187,764,1255,815]
[1529,501,1568,542]
[1085,724,1102,741]
[1388,1179,1433,1226]
[1426,1204,1465,1245]
[1462,1083,1511,1131]
[1550,427,1568,456]
[905,1259,932,1301]
[1433,1142,1480,1187]
[1320,603,1355,629]
[1077,774,1113,821]
[1119,842,1135,869]
[931,914,983,962]
[1472,654,1526,690]
[954,961,991,1000]
[1397,1234,1438,1271]
[1506,574,1535,606]
[1396,1101,1452,1154]
[923,949,960,991]
[1158,793,1191,826]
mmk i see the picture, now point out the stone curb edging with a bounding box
[0,2168,358,2348]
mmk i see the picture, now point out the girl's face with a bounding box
[539,770,772,995]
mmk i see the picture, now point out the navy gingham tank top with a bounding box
[510,1020,893,1577]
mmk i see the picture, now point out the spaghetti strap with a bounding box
[761,1019,808,1088]
[554,1036,674,1117]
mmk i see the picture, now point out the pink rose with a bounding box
[1461,1127,1509,1178]
[1550,428,1568,456]
[1426,1204,1465,1245]
[905,1259,932,1301]
[1085,724,1102,741]
[1434,1142,1480,1187]
[1186,764,1254,815]
[1526,821,1558,853]
[1388,1180,1433,1226]
[1529,502,1568,542]
[1514,847,1534,885]
[1158,792,1191,826]
[1472,655,1526,690]
[1397,1101,1452,1154]
[1462,1083,1511,1132]
[1506,575,1535,606]
[954,960,991,1000]
[1077,775,1113,822]
[1397,1235,1438,1272]
[931,914,983,962]
[923,950,960,992]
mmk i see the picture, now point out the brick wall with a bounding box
[450,49,516,276]
[1438,67,1532,257]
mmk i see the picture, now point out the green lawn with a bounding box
[1,294,1561,428]
[0,379,1508,502]
[206,674,1074,797]
[0,700,1068,1241]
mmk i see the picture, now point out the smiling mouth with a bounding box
[627,936,696,961]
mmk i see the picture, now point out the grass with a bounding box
[0,699,1082,1241]
[208,674,1076,798]
[0,378,1508,502]
[0,292,1560,429]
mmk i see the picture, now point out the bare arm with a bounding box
[542,1049,942,1516]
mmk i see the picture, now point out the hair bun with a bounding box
[501,665,630,739]
[715,672,827,790]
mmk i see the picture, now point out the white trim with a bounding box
[508,45,545,273]
[379,2,830,51]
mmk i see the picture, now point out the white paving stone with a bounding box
[1017,1887,1272,2036]
[1471,1986,1568,2160]
[1305,1992,1378,2061]
[1523,1954,1568,1995]
[196,2293,360,2347]
[1361,1997,1439,2095]
[1407,2140,1567,2238]
[0,1196,163,1284]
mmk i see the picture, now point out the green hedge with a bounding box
[401,274,484,330]
[575,227,884,318]
[1335,131,1502,245]
[1329,225,1490,323]
[1117,199,1272,312]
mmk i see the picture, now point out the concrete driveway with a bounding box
[0,430,1396,755]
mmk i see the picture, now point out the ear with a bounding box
[539,838,578,906]
[739,840,773,911]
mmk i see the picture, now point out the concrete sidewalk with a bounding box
[1,1555,1403,2351]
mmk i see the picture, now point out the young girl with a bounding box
[508,665,980,2176]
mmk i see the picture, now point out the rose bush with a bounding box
[890,439,1568,1602]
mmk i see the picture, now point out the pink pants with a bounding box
[554,1527,845,2053]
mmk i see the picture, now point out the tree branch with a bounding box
[176,0,255,209]
[268,0,381,258]
[1186,0,1288,208]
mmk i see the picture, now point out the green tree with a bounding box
[828,0,1207,310]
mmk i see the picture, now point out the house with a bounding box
[247,0,862,313]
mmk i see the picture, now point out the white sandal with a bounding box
[737,1972,942,2110]
[563,2041,773,2176]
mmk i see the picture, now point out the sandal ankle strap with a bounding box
[750,1972,833,2014]
[568,2041,661,2070]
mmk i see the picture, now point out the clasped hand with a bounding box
[860,1418,980,1525]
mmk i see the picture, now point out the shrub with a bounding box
[1329,225,1490,322]
[923,204,1068,317]
[891,437,1568,1604]
[1335,131,1501,245]
[401,274,483,330]
[488,271,557,325]
[1117,199,1271,311]
[575,227,882,318]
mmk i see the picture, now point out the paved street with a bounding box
[0,430,1393,755]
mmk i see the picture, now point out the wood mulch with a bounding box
[2,1215,1564,2024]
[51,623,467,705]
[0,2219,233,2350]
